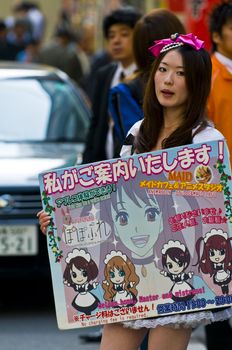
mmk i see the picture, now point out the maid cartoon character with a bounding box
[102,250,140,307]
[195,229,232,294]
[160,240,194,302]
[63,248,100,314]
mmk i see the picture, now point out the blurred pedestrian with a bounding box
[206,2,232,350]
[6,17,32,56]
[207,0,232,156]
[35,24,84,86]
[15,1,46,41]
[16,38,40,62]
[82,6,142,164]
[0,19,20,60]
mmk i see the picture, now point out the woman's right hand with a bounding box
[37,210,51,235]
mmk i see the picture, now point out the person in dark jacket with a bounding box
[82,6,141,164]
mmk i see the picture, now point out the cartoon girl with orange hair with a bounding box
[102,250,140,307]
[195,229,232,294]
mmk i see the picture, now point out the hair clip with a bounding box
[149,33,205,57]
[170,33,179,40]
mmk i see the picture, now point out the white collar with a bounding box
[117,62,137,78]
[111,62,137,88]
[215,51,232,73]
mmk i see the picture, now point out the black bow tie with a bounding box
[120,71,126,82]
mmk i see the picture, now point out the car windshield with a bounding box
[0,77,90,142]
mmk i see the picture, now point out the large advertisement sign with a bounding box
[39,140,232,329]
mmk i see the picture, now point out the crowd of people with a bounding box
[35,1,232,350]
[0,1,94,89]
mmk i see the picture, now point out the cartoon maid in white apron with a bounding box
[63,249,99,315]
[196,229,232,294]
[160,240,194,302]
[102,250,140,307]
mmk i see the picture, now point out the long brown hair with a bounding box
[135,45,212,153]
[195,235,232,276]
[102,255,139,301]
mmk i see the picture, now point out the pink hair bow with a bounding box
[149,33,205,57]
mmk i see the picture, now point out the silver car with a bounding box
[0,62,91,280]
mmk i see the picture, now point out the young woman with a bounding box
[100,33,232,350]
[38,33,232,349]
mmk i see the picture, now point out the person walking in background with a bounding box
[207,1,232,156]
[109,8,186,157]
[11,1,46,42]
[206,2,232,350]
[82,6,142,164]
[34,23,84,87]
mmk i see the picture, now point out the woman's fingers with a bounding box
[36,210,52,235]
[40,219,51,234]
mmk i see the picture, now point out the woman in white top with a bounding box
[100,33,232,350]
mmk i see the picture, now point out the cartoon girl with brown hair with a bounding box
[160,240,194,302]
[195,229,232,295]
[63,249,99,314]
[102,250,140,307]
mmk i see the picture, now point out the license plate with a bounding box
[0,225,38,256]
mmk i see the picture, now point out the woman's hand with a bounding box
[37,210,51,234]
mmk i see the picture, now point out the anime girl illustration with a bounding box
[195,229,232,295]
[63,248,100,314]
[107,173,167,279]
[102,250,140,307]
[160,240,194,302]
[104,171,201,291]
[110,179,163,261]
